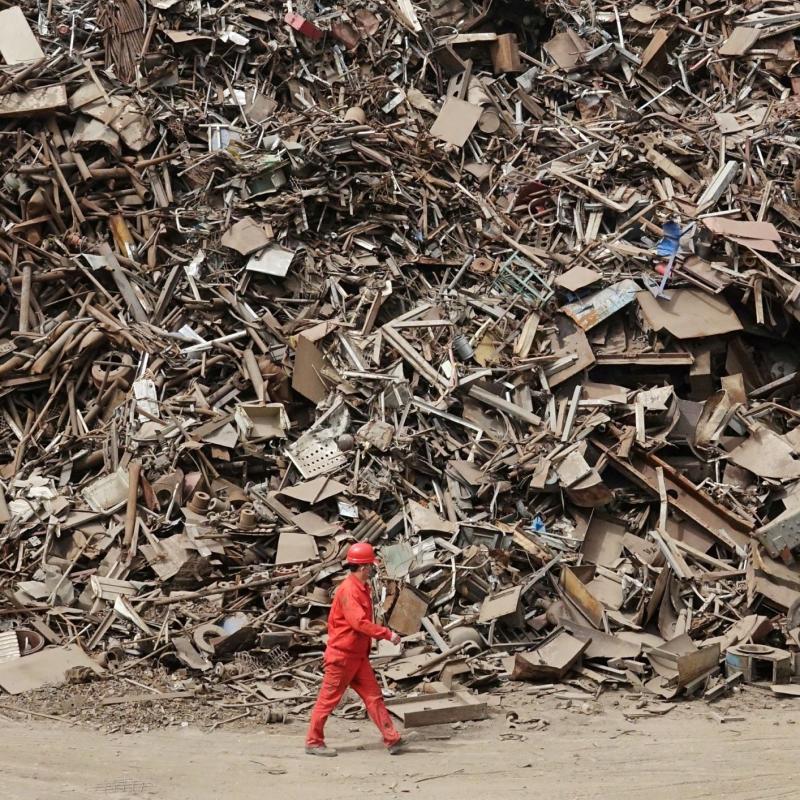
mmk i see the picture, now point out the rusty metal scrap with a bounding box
[0,0,799,713]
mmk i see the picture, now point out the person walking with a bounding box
[305,542,404,757]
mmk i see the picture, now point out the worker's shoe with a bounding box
[305,745,338,757]
[387,738,406,755]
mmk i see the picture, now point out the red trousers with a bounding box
[306,654,400,748]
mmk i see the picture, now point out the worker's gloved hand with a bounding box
[390,632,401,645]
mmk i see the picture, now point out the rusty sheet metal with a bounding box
[559,279,640,330]
[594,437,754,547]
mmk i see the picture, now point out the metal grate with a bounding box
[233,651,260,672]
[95,776,153,796]
[263,646,292,672]
[0,631,20,663]
[492,254,554,306]
[287,437,347,479]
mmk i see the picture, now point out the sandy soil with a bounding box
[3,686,799,800]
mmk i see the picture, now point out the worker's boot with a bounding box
[305,745,338,757]
[387,738,406,755]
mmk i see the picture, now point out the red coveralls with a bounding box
[306,573,401,748]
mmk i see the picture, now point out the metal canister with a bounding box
[452,333,474,360]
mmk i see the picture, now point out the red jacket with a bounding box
[325,573,392,661]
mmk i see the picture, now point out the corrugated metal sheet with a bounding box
[0,631,20,663]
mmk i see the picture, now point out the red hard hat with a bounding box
[346,541,377,565]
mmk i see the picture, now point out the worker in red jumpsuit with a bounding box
[305,541,404,757]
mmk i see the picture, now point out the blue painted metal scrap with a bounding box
[559,278,640,330]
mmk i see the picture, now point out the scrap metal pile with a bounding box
[1,0,800,718]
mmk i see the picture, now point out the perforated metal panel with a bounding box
[287,438,347,479]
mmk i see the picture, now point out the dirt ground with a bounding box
[3,685,799,800]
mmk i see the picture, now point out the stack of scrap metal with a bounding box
[1,0,800,715]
